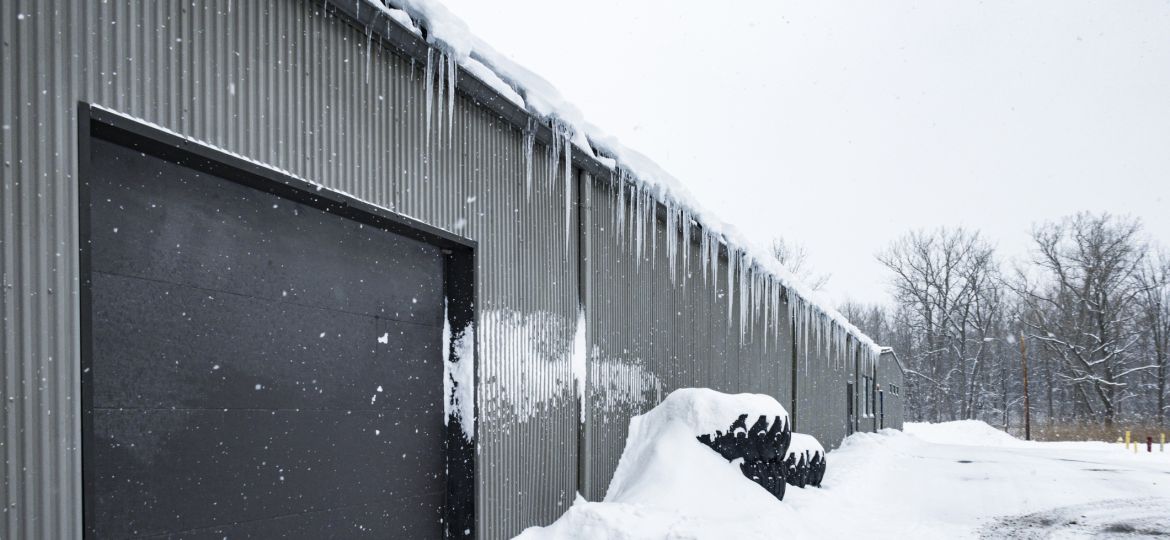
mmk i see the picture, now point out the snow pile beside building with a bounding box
[520,418,1170,539]
[787,433,825,459]
[516,389,814,539]
[904,420,1029,448]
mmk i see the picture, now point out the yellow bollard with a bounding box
[1126,431,1131,450]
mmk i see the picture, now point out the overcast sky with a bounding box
[442,0,1170,306]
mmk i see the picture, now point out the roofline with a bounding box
[879,348,906,376]
[325,0,883,352]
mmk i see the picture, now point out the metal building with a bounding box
[0,1,904,538]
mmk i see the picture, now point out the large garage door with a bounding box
[84,136,450,538]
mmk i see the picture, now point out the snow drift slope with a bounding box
[904,420,1028,447]
[519,419,1170,539]
[517,388,813,539]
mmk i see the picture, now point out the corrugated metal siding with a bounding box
[1,1,890,538]
[581,176,794,500]
[793,313,853,450]
[3,1,580,538]
[1,1,84,538]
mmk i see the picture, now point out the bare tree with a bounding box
[1135,251,1170,427]
[877,227,999,422]
[1011,213,1153,428]
[771,237,831,291]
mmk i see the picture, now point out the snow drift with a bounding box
[517,388,816,539]
[905,420,1028,447]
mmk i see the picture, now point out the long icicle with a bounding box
[447,54,457,145]
[563,128,571,252]
[649,191,657,268]
[616,172,626,245]
[726,248,736,327]
[524,118,535,199]
[666,204,677,285]
[424,48,434,153]
[636,185,645,272]
[681,209,691,286]
[436,51,446,150]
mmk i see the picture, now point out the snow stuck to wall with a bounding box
[442,303,475,441]
[587,349,661,420]
[571,309,588,422]
[517,388,811,539]
[478,309,575,427]
[352,0,884,371]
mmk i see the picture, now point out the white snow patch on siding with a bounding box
[443,303,476,441]
[478,309,576,425]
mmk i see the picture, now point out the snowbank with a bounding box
[905,420,1028,448]
[604,389,788,507]
[786,433,825,460]
[517,388,811,539]
[521,419,1170,539]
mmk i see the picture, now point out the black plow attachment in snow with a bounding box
[696,414,791,501]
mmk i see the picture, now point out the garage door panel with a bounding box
[88,138,444,325]
[145,497,444,540]
[92,272,441,412]
[86,137,454,538]
[94,409,445,538]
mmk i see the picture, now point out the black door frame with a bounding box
[845,381,855,435]
[77,103,478,539]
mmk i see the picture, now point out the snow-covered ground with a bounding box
[519,417,1170,539]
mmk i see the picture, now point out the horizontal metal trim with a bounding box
[86,104,477,253]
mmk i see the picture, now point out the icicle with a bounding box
[545,120,561,193]
[666,205,678,285]
[563,128,572,252]
[633,187,643,271]
[738,258,750,345]
[726,248,737,327]
[760,277,769,352]
[424,48,434,152]
[700,230,710,284]
[447,54,457,143]
[365,25,374,84]
[710,232,719,301]
[616,173,626,245]
[625,178,635,248]
[649,191,657,268]
[609,171,617,235]
[775,282,783,344]
[437,52,447,149]
[523,118,535,199]
[681,209,691,286]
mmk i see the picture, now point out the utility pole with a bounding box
[1020,331,1031,441]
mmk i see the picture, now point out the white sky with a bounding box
[441,0,1170,306]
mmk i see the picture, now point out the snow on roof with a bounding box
[359,0,883,358]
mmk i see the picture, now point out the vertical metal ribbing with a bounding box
[1,0,870,537]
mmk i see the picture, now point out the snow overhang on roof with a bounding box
[326,0,884,362]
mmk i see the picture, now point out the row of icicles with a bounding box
[414,38,879,375]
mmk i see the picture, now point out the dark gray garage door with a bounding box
[85,137,447,538]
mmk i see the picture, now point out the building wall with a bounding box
[0,1,889,539]
[792,310,855,449]
[879,350,906,430]
[580,178,794,501]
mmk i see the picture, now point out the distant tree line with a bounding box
[825,212,1167,434]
